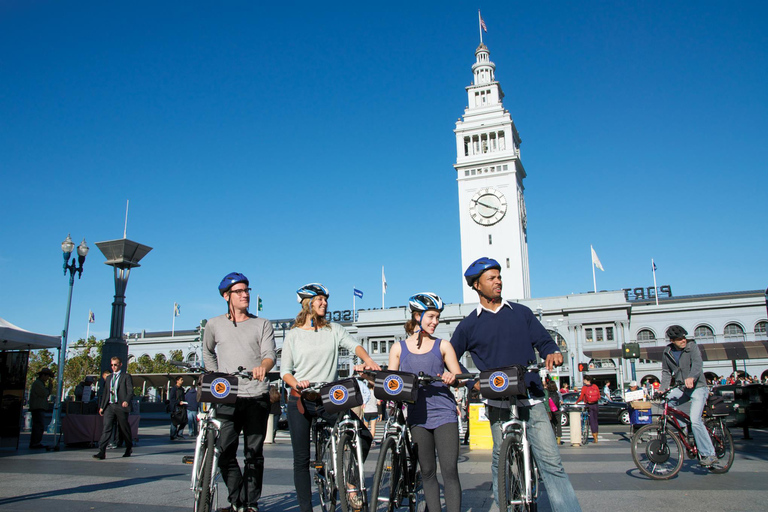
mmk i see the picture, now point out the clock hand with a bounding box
[476,200,499,211]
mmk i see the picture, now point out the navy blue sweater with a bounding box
[450,301,559,397]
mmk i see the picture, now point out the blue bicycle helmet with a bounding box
[296,283,330,303]
[408,292,445,312]
[219,272,249,296]
[464,257,501,286]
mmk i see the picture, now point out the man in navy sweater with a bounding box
[451,257,581,512]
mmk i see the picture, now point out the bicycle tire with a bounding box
[337,432,366,512]
[316,427,337,512]
[498,435,533,511]
[581,413,589,445]
[371,436,400,512]
[408,467,426,512]
[194,430,216,512]
[631,424,684,480]
[706,418,734,474]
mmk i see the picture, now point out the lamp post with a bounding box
[50,234,89,445]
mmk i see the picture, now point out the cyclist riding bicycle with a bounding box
[280,283,381,512]
[660,325,717,466]
[202,272,277,512]
[388,292,464,512]
[450,257,581,512]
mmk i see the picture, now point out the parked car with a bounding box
[558,392,631,426]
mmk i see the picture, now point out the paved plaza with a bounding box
[1,420,767,512]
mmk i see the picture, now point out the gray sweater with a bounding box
[281,323,360,384]
[203,313,276,397]
[660,340,706,390]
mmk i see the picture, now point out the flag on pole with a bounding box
[174,302,181,316]
[480,12,488,32]
[652,261,657,272]
[591,246,604,271]
[88,310,95,323]
[382,267,387,294]
[354,288,364,299]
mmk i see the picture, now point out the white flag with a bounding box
[174,302,181,316]
[382,267,387,294]
[591,246,604,271]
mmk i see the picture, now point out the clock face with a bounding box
[469,188,507,226]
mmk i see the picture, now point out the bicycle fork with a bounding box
[190,418,221,493]
[502,417,536,505]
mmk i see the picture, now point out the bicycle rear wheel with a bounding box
[498,435,534,511]
[581,413,589,445]
[315,428,337,512]
[371,436,400,512]
[194,430,216,512]
[337,432,366,512]
[631,424,683,480]
[706,418,734,474]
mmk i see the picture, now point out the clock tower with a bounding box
[455,42,530,303]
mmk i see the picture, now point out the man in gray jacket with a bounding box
[203,272,276,512]
[660,325,716,466]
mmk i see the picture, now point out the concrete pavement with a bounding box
[1,420,767,511]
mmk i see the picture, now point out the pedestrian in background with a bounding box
[547,380,563,445]
[576,375,600,444]
[29,367,53,449]
[184,383,199,437]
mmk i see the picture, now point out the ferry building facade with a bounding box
[124,42,768,389]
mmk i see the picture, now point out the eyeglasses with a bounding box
[111,364,120,367]
[229,288,252,296]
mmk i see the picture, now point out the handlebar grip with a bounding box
[454,373,476,380]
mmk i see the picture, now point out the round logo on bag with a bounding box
[383,375,404,395]
[489,371,509,393]
[329,384,348,406]
[211,377,231,399]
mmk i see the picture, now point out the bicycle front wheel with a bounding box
[706,418,734,474]
[337,432,366,512]
[315,429,337,512]
[581,414,589,445]
[631,424,683,480]
[371,436,400,512]
[194,430,216,512]
[498,435,534,512]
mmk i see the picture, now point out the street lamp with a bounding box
[50,234,89,447]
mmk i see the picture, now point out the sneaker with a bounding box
[700,455,718,467]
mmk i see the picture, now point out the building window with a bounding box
[606,327,614,341]
[724,323,745,341]
[547,330,568,352]
[370,341,378,354]
[637,329,656,343]
[585,328,593,343]
[595,328,604,342]
[694,325,715,343]
[756,321,768,339]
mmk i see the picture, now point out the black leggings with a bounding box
[410,422,461,512]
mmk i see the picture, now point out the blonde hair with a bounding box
[293,296,329,330]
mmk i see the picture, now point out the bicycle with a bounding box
[631,385,735,480]
[368,370,472,512]
[482,362,546,512]
[301,377,372,512]
[174,362,276,512]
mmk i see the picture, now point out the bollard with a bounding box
[569,408,582,446]
[265,413,275,444]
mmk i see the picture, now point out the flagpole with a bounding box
[86,315,90,341]
[353,286,356,322]
[478,10,483,44]
[591,246,597,293]
[652,259,659,306]
[382,266,386,309]
[171,302,176,337]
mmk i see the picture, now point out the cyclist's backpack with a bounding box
[584,384,600,404]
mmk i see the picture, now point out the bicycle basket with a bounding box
[373,370,419,403]
[479,365,528,399]
[704,395,730,417]
[200,373,239,404]
[320,378,364,413]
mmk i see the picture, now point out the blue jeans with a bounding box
[667,386,715,457]
[488,401,581,512]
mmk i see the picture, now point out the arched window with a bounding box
[127,354,135,364]
[694,325,715,343]
[186,352,200,364]
[637,329,656,343]
[547,330,568,352]
[755,321,768,339]
[724,323,745,341]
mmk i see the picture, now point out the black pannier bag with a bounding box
[320,378,364,414]
[200,373,239,404]
[479,365,528,399]
[704,395,730,416]
[373,370,419,403]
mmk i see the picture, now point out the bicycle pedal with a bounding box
[182,455,194,464]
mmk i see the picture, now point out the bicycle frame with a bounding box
[500,401,537,505]
[190,405,222,498]
[336,409,367,505]
[658,402,698,454]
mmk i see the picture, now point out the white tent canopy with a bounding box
[0,317,61,351]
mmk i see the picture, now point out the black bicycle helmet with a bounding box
[296,283,329,303]
[408,292,445,312]
[666,325,688,340]
[464,257,501,287]
[218,272,249,296]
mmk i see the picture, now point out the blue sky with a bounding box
[2,1,766,341]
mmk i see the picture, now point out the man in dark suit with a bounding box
[93,356,134,459]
